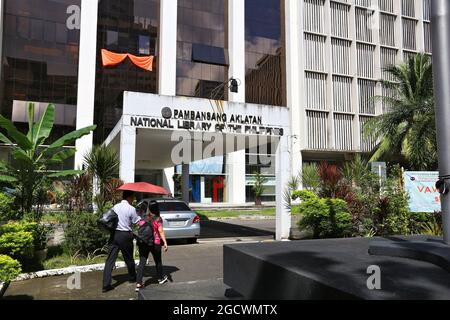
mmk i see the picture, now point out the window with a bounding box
[360,116,377,152]
[55,23,67,44]
[332,38,351,75]
[403,18,417,50]
[176,0,228,99]
[2,0,81,150]
[358,79,376,115]
[333,76,352,113]
[95,0,160,143]
[30,19,43,41]
[304,0,325,34]
[307,111,328,149]
[157,202,191,212]
[305,72,327,110]
[107,31,119,46]
[192,44,228,66]
[139,35,150,55]
[331,2,349,39]
[380,13,396,47]
[304,33,326,72]
[334,114,353,151]
[357,43,375,78]
[245,0,286,106]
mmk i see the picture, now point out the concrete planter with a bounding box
[0,281,10,298]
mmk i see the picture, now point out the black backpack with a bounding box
[97,209,119,233]
[136,220,154,247]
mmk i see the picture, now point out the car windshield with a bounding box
[157,201,191,212]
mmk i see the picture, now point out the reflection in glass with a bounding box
[94,0,160,143]
[245,0,286,106]
[1,0,81,153]
[176,0,228,100]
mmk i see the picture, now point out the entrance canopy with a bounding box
[104,91,292,240]
[105,92,291,171]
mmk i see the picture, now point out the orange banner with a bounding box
[101,49,154,71]
[128,54,154,72]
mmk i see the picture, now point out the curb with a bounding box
[0,281,9,297]
[12,259,141,282]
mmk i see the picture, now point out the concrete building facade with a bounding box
[0,0,433,239]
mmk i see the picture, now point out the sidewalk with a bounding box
[2,239,262,300]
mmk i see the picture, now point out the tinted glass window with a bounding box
[1,0,81,162]
[176,0,228,100]
[94,0,160,143]
[245,0,286,106]
[158,202,191,212]
[192,43,227,66]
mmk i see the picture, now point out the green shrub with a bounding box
[0,231,34,259]
[0,221,37,235]
[292,190,318,202]
[0,221,51,251]
[297,195,353,239]
[64,212,109,256]
[375,177,411,236]
[0,192,17,221]
[419,217,443,236]
[0,254,22,282]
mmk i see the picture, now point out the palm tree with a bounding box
[0,103,96,214]
[365,53,436,170]
[83,145,120,212]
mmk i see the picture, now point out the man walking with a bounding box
[102,190,141,293]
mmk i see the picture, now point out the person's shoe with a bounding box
[129,276,137,283]
[135,284,145,292]
[158,275,168,284]
[102,285,114,293]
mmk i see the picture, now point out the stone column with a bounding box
[74,0,99,169]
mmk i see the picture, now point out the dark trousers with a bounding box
[102,231,136,288]
[136,243,164,284]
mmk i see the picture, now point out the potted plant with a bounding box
[252,171,268,207]
[0,254,22,298]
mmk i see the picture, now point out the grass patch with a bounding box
[43,254,110,270]
[196,207,275,219]
[41,244,124,270]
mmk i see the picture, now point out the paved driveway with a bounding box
[3,240,226,300]
[200,219,275,239]
[3,218,276,300]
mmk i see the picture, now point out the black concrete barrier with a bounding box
[223,237,450,300]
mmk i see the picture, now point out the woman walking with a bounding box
[136,201,169,291]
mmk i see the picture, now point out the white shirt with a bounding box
[113,200,141,232]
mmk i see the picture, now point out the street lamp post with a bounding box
[431,0,450,244]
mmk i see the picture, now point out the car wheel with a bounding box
[187,238,198,244]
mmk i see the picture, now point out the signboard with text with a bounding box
[403,171,441,213]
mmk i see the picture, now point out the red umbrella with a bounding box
[118,182,170,195]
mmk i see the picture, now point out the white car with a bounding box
[137,198,200,243]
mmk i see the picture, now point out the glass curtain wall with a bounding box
[245,0,286,106]
[94,0,160,143]
[1,0,81,168]
[176,0,228,100]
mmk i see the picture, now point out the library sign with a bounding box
[129,107,285,136]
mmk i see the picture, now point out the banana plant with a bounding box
[0,103,96,214]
